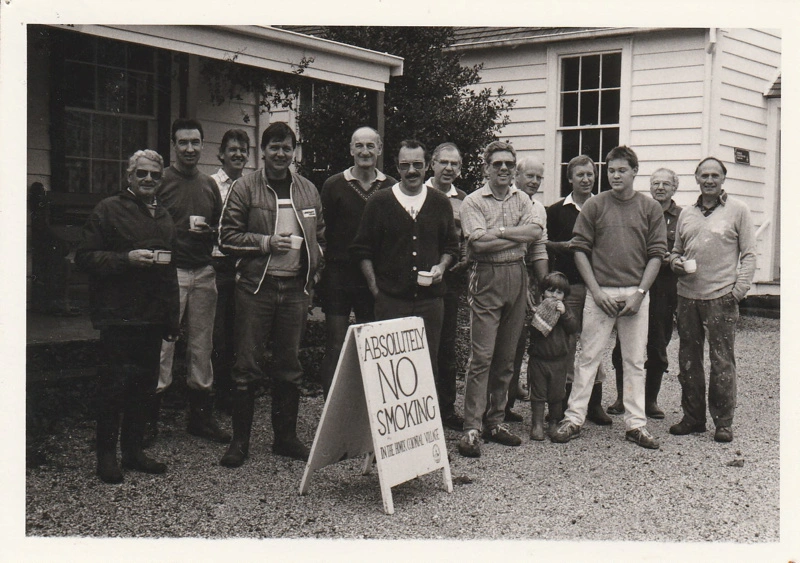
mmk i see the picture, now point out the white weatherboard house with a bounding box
[447,27,780,296]
[25,25,403,305]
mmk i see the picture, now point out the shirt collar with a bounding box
[425,178,459,197]
[344,167,386,183]
[214,168,232,184]
[478,182,520,199]
[694,190,728,209]
[664,199,680,216]
[564,192,592,209]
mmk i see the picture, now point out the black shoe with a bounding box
[121,450,167,474]
[442,412,464,431]
[587,383,612,425]
[645,401,665,420]
[482,424,522,447]
[96,452,123,484]
[606,397,625,415]
[714,426,733,443]
[220,440,249,468]
[188,418,232,443]
[458,430,481,458]
[504,409,524,423]
[669,419,707,436]
[273,437,310,461]
[625,427,660,449]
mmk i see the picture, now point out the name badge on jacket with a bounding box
[302,208,316,218]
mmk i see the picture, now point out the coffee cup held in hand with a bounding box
[417,271,433,286]
[683,258,697,274]
[189,215,206,231]
[290,235,304,250]
[153,250,172,264]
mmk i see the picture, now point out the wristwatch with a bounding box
[499,226,506,238]
[637,288,647,296]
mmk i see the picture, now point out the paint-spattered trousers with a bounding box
[676,293,739,428]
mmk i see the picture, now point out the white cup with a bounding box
[290,235,304,250]
[417,271,433,286]
[189,215,205,230]
[683,258,697,274]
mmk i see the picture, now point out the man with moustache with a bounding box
[668,157,755,443]
[457,141,543,458]
[545,155,613,427]
[609,168,682,420]
[318,127,396,398]
[210,129,251,413]
[153,118,229,445]
[552,146,666,449]
[219,122,325,466]
[424,142,468,430]
[507,158,550,423]
[350,139,459,422]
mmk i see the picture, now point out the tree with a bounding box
[296,27,515,191]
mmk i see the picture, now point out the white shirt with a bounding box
[392,183,427,220]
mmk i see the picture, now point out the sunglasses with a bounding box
[397,161,426,172]
[489,160,516,170]
[135,169,163,181]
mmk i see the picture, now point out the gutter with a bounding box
[444,27,676,53]
[701,28,717,156]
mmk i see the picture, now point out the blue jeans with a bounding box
[676,293,739,427]
[159,265,217,392]
[231,275,309,388]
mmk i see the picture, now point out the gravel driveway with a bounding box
[23,315,784,559]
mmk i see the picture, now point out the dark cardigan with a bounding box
[349,187,459,300]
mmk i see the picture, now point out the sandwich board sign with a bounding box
[299,317,453,514]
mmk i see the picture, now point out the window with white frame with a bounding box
[60,31,158,194]
[558,52,621,196]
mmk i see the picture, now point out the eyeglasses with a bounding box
[135,169,163,181]
[435,159,461,168]
[398,161,426,171]
[489,160,516,170]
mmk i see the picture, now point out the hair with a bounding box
[261,122,297,150]
[350,126,382,146]
[431,142,462,162]
[516,157,544,174]
[566,155,595,180]
[171,118,204,142]
[539,271,571,298]
[694,156,728,176]
[651,167,679,189]
[127,149,164,175]
[483,140,516,166]
[605,145,639,170]
[217,129,251,163]
[396,139,428,163]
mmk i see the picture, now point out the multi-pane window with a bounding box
[558,52,621,196]
[61,33,157,194]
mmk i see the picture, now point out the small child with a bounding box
[527,271,580,440]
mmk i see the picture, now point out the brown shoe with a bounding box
[714,426,733,443]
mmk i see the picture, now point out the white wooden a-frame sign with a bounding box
[300,317,453,514]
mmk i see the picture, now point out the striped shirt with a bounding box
[460,183,540,264]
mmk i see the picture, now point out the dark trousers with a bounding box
[231,276,309,388]
[212,265,237,397]
[437,275,462,417]
[612,270,677,376]
[99,325,163,410]
[374,292,449,413]
[676,294,739,427]
[528,355,570,404]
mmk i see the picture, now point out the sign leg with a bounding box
[441,461,454,493]
[379,478,395,515]
[361,452,375,475]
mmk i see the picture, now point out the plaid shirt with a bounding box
[460,183,540,263]
[695,189,728,217]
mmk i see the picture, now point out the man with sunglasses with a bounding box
[318,127,396,399]
[350,139,459,418]
[457,141,543,458]
[152,118,229,446]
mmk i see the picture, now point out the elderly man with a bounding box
[668,157,756,443]
[318,127,396,398]
[350,139,459,420]
[76,149,179,483]
[545,156,612,426]
[609,168,682,419]
[457,141,543,458]
[219,122,325,466]
[424,142,468,430]
[508,158,549,423]
[552,146,667,449]
[210,129,251,413]
[154,118,229,445]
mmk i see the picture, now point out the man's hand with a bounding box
[618,292,645,317]
[449,258,468,274]
[188,219,213,235]
[592,289,620,317]
[128,249,155,267]
[430,264,444,284]
[269,233,293,254]
[671,256,689,275]
[164,332,180,342]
